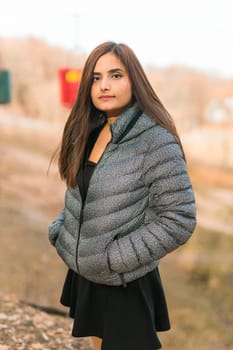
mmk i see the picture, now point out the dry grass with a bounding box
[189,163,233,189]
[159,226,233,349]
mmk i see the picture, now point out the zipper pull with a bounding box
[119,273,127,288]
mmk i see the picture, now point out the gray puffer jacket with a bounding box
[49,105,196,286]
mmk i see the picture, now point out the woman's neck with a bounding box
[107,116,119,125]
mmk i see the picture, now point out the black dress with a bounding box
[60,129,170,350]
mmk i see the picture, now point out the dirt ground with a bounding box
[0,293,94,350]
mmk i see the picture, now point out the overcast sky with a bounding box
[0,0,233,78]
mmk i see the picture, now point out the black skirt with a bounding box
[60,268,170,350]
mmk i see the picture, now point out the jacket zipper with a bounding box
[74,110,142,282]
[75,130,113,275]
[74,145,110,274]
[75,197,86,273]
[119,273,127,288]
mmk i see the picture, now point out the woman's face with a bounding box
[91,52,132,118]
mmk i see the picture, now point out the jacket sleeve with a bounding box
[48,208,64,246]
[107,130,196,273]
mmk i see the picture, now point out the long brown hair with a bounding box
[59,41,184,188]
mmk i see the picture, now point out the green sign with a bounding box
[0,70,11,103]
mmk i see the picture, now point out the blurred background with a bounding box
[0,0,233,349]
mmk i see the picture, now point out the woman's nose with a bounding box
[100,77,110,91]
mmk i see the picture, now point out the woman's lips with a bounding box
[98,95,115,100]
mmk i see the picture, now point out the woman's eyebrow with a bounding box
[108,68,124,73]
[93,68,124,75]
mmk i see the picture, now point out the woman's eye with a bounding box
[112,73,122,79]
[92,76,100,82]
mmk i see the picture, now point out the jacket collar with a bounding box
[110,104,157,144]
[110,104,143,144]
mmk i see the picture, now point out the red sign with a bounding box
[58,68,82,108]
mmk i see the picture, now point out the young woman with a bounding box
[48,41,196,350]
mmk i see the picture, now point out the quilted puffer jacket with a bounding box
[49,104,196,286]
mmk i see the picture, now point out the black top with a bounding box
[60,127,170,350]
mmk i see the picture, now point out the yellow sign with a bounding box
[65,70,82,83]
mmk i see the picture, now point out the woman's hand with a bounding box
[48,209,64,246]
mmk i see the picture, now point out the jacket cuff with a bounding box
[48,221,62,246]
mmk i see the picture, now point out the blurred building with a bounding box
[205,97,233,123]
